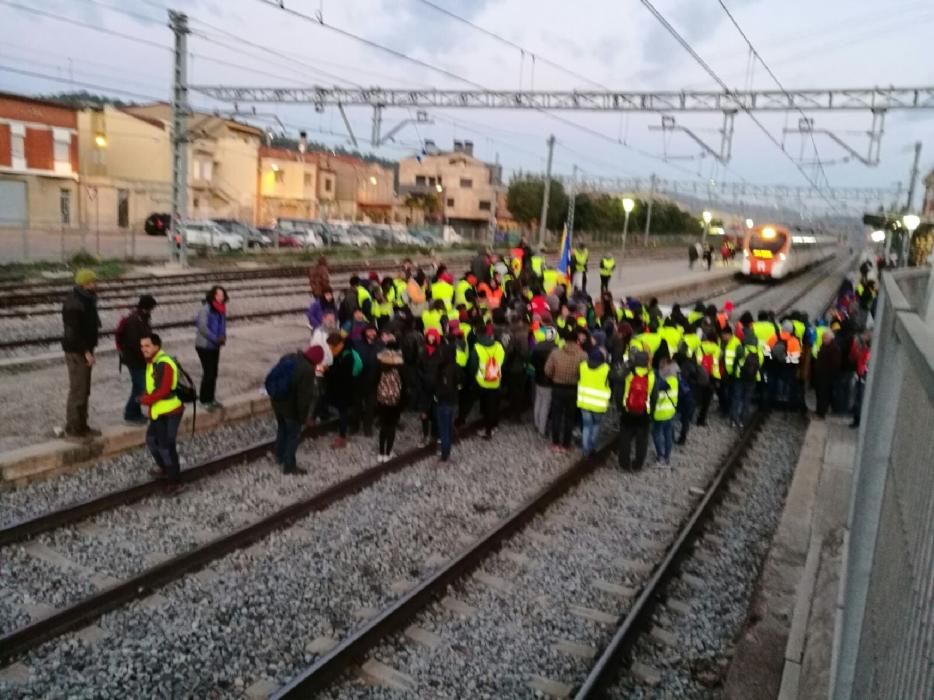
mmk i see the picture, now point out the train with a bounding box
[740,224,837,280]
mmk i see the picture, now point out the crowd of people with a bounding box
[58,241,877,494]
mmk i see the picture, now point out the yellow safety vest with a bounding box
[145,350,183,420]
[430,280,454,311]
[392,279,407,308]
[542,269,558,294]
[722,336,742,375]
[735,344,765,381]
[600,256,616,275]
[530,256,544,277]
[792,319,805,343]
[751,321,775,352]
[455,279,473,308]
[633,332,662,356]
[812,326,828,358]
[422,308,444,333]
[474,341,505,389]
[577,361,611,413]
[687,310,704,325]
[654,375,678,421]
[356,285,372,312]
[682,333,702,360]
[700,340,722,380]
[659,326,683,356]
[573,248,589,268]
[455,341,468,368]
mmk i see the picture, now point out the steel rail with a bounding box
[0,422,335,547]
[0,420,481,664]
[272,442,617,698]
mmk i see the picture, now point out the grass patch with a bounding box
[0,250,127,283]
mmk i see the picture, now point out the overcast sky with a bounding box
[2,0,932,213]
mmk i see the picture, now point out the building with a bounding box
[257,146,396,225]
[77,105,172,233]
[398,140,500,240]
[123,103,264,224]
[0,92,79,230]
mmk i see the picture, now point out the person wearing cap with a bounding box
[119,294,158,425]
[270,344,325,474]
[62,268,102,441]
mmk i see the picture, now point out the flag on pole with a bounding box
[556,223,572,276]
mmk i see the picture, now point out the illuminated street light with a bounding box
[298,130,307,154]
[271,163,279,172]
[745,218,754,230]
[94,132,107,148]
[369,175,378,185]
[901,214,921,266]
[870,230,886,243]
[435,183,443,193]
[702,210,712,246]
[621,197,635,254]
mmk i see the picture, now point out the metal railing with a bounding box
[831,267,934,699]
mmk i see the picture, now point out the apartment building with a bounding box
[0,92,79,230]
[923,170,934,219]
[123,103,264,224]
[398,140,499,239]
[77,105,172,233]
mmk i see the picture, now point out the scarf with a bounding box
[211,300,226,315]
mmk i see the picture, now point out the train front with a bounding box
[741,225,790,279]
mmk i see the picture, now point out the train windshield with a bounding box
[749,228,787,254]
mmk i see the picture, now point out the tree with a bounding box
[404,192,441,222]
[506,178,568,231]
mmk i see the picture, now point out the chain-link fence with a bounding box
[831,267,934,700]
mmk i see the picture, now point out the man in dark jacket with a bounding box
[119,295,157,424]
[271,345,324,474]
[351,323,383,437]
[326,333,356,448]
[62,268,102,440]
[530,326,557,435]
[814,330,841,418]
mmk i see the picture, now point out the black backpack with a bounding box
[738,346,760,381]
[174,361,199,435]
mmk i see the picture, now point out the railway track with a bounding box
[0,261,842,696]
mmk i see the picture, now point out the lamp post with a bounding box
[702,210,712,246]
[901,213,920,267]
[621,197,635,254]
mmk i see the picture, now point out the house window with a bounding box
[195,158,213,182]
[117,189,129,228]
[428,176,437,187]
[446,198,455,207]
[11,132,25,161]
[53,133,70,164]
[324,178,332,192]
[478,200,491,211]
[274,170,285,184]
[304,173,312,186]
[60,189,71,225]
[415,175,426,186]
[460,178,473,188]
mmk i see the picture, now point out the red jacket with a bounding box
[850,342,870,378]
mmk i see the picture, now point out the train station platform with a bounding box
[724,416,856,700]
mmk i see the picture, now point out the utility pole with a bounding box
[643,173,657,246]
[566,164,578,241]
[170,10,190,266]
[905,141,922,212]
[538,134,555,248]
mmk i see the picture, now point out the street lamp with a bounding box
[745,218,754,230]
[901,213,921,266]
[870,229,886,244]
[621,197,635,254]
[702,210,712,246]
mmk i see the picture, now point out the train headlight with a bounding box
[779,252,787,261]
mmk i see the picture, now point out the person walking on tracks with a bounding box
[618,349,658,471]
[266,345,324,474]
[195,285,228,411]
[139,334,185,494]
[62,268,102,441]
[117,294,157,425]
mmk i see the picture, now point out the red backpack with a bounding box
[701,353,714,376]
[626,373,650,414]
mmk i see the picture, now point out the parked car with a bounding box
[144,213,171,236]
[179,220,244,252]
[211,218,271,248]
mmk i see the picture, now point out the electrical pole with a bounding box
[170,10,190,266]
[905,141,922,212]
[643,173,656,246]
[566,164,577,241]
[538,134,555,248]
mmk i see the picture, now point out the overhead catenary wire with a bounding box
[638,0,842,213]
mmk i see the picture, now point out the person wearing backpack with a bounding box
[544,327,586,452]
[696,329,721,426]
[729,335,763,428]
[139,334,185,494]
[619,349,657,471]
[652,357,679,466]
[117,294,157,425]
[674,345,698,445]
[375,338,404,462]
[267,345,324,474]
[766,320,802,409]
[468,324,506,440]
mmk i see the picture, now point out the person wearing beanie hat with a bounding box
[62,267,102,440]
[119,295,159,424]
[268,344,325,474]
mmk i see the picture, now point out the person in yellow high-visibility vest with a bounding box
[139,333,185,493]
[430,271,455,313]
[599,254,616,294]
[469,327,505,440]
[577,348,611,456]
[652,357,679,466]
[572,243,590,293]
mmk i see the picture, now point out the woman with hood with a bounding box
[195,285,228,410]
[306,287,337,332]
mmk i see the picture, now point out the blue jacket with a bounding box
[195,303,226,350]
